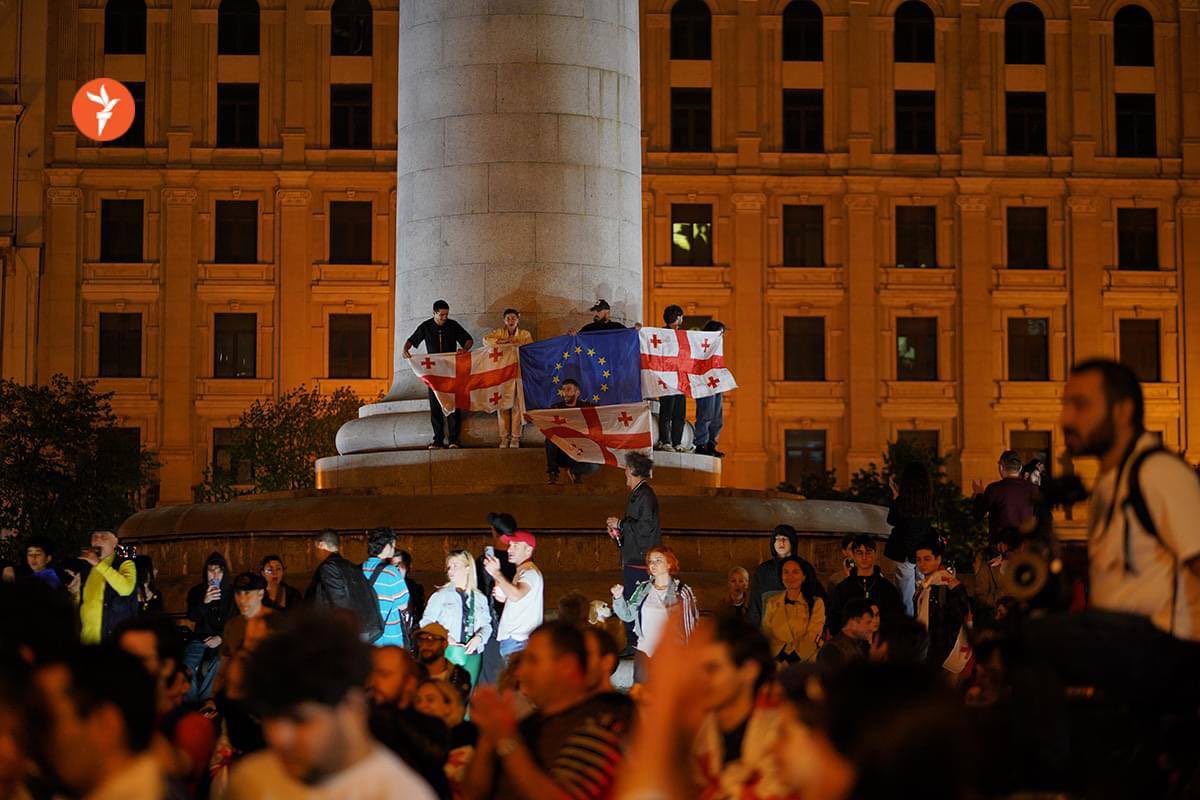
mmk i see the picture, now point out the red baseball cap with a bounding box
[500,530,537,549]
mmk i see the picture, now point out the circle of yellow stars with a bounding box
[551,340,611,403]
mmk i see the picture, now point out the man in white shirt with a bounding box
[225,612,436,800]
[483,530,544,666]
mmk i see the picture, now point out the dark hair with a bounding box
[396,549,413,570]
[24,536,54,558]
[114,615,184,671]
[502,308,520,318]
[840,598,873,630]
[894,461,934,518]
[561,378,581,389]
[233,572,268,592]
[583,625,620,664]
[713,615,775,690]
[487,512,518,536]
[850,534,876,552]
[625,451,653,478]
[532,621,588,675]
[875,616,929,664]
[433,299,450,312]
[701,319,725,332]
[367,527,396,558]
[779,556,823,608]
[61,646,157,752]
[663,304,684,324]
[913,536,945,559]
[1071,358,1145,434]
[244,612,372,716]
[556,592,589,627]
[999,450,1023,472]
[1020,460,1045,481]
[260,554,284,569]
[840,533,856,550]
[315,529,340,550]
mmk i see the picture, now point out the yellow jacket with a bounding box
[762,592,825,662]
[482,327,533,347]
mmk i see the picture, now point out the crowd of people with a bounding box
[402,299,730,470]
[3,358,1200,799]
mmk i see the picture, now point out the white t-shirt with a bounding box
[636,585,671,656]
[225,745,437,800]
[496,563,544,642]
[1088,433,1200,641]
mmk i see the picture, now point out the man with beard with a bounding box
[226,614,436,799]
[415,623,473,702]
[366,645,452,797]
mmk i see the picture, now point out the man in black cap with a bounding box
[578,299,627,333]
[477,512,519,685]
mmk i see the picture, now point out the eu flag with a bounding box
[520,328,642,410]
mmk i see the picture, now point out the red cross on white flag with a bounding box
[525,402,652,467]
[407,344,520,414]
[637,327,738,400]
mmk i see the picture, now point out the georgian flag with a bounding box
[638,327,738,399]
[407,344,520,415]
[525,402,653,467]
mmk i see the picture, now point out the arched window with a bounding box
[331,0,373,56]
[783,0,823,62]
[218,0,260,56]
[894,1,935,63]
[670,0,711,61]
[1004,3,1045,65]
[1113,5,1154,66]
[104,0,146,55]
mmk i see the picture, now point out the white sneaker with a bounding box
[499,438,508,449]
[679,444,695,453]
[509,438,520,448]
[658,443,676,452]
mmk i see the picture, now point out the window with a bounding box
[895,91,936,154]
[894,1,935,63]
[1114,5,1153,67]
[99,313,142,378]
[212,428,253,484]
[671,204,713,266]
[100,200,144,263]
[1007,317,1049,381]
[217,84,259,148]
[783,90,823,153]
[329,201,373,263]
[218,0,259,55]
[1120,318,1161,382]
[898,429,939,456]
[1115,94,1156,157]
[896,317,938,380]
[785,429,827,483]
[329,314,372,378]
[213,313,257,378]
[214,200,258,263]
[107,82,146,147]
[1006,92,1047,155]
[671,88,712,152]
[1117,208,1158,270]
[104,0,146,55]
[1006,207,1048,269]
[670,0,711,60]
[1011,430,1052,476]
[783,0,823,62]
[1005,3,1045,65]
[331,0,373,56]
[330,84,372,149]
[782,205,824,266]
[896,206,937,268]
[784,317,826,381]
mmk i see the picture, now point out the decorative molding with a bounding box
[162,188,198,206]
[956,195,990,212]
[731,193,765,212]
[1182,0,1198,10]
[1178,199,1200,215]
[46,187,82,205]
[843,194,879,211]
[276,189,312,206]
[1066,196,1098,214]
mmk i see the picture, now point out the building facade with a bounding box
[1,0,1198,508]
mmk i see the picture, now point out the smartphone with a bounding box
[485,546,495,560]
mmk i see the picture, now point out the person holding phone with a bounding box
[184,552,235,703]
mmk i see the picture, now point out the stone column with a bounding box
[385,0,643,402]
[1179,199,1200,461]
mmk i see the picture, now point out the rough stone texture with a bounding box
[387,0,643,403]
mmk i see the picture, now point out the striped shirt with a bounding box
[362,557,410,646]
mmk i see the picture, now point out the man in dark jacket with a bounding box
[368,645,451,796]
[971,449,1039,547]
[817,597,873,672]
[606,452,661,650]
[184,551,236,703]
[747,525,816,625]
[306,529,384,643]
[825,534,904,635]
[545,379,601,485]
[401,299,474,449]
[914,538,971,672]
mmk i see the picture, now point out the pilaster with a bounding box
[159,186,198,504]
[843,193,879,473]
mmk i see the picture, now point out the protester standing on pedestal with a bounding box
[483,309,533,448]
[693,319,728,457]
[402,299,474,449]
[655,305,688,452]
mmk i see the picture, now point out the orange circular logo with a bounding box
[71,78,136,142]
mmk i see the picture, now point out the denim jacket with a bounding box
[419,585,492,646]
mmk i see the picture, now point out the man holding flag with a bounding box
[402,300,473,449]
[543,379,600,485]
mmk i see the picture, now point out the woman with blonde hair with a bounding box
[419,550,491,687]
[715,565,751,620]
[611,545,699,683]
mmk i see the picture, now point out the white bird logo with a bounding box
[85,83,120,137]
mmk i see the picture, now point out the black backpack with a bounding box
[1120,445,1184,570]
[348,560,386,644]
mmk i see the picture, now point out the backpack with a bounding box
[1120,445,1187,570]
[349,560,386,644]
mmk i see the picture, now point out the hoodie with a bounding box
[186,552,236,640]
[747,525,819,625]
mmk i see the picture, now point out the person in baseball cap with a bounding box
[499,531,537,550]
[579,299,626,333]
[483,530,544,664]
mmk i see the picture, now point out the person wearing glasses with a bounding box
[610,545,698,683]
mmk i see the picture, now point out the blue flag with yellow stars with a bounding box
[519,328,642,410]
